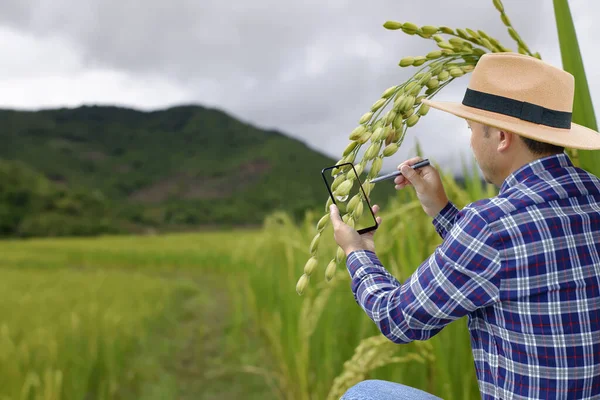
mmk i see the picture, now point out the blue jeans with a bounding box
[341,380,443,400]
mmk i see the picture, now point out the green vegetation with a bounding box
[0,167,496,399]
[0,268,183,399]
[553,0,600,175]
[0,105,337,236]
[0,160,119,237]
[0,231,272,399]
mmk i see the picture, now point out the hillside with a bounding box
[0,159,119,237]
[0,105,341,234]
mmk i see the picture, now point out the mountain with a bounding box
[0,105,339,235]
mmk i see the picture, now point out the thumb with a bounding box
[400,164,426,191]
[329,204,343,228]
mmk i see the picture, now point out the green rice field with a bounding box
[0,171,495,400]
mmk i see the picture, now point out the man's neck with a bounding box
[498,152,560,186]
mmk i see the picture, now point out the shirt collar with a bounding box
[499,153,573,194]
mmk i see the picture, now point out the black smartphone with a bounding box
[321,163,379,234]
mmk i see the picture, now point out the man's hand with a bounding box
[394,157,449,218]
[329,204,382,256]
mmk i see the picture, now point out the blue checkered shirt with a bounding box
[347,153,600,399]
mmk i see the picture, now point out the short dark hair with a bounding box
[519,136,564,155]
[482,124,564,155]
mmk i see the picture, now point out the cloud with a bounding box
[0,0,597,174]
[0,27,194,109]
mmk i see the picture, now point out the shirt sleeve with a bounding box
[346,207,502,344]
[432,201,460,239]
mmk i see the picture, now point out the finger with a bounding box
[394,175,412,185]
[364,214,383,238]
[329,204,343,229]
[400,164,426,192]
[394,175,406,185]
[397,156,424,171]
[371,204,380,214]
[394,181,412,190]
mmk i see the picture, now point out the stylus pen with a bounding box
[369,159,430,183]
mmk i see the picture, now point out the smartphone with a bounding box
[321,163,379,234]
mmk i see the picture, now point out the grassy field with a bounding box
[0,169,496,399]
[0,231,273,399]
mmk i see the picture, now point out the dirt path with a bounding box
[140,272,274,400]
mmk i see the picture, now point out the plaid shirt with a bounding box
[347,153,600,399]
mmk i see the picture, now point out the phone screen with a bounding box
[322,163,382,234]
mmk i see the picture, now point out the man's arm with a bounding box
[432,201,460,239]
[346,207,502,344]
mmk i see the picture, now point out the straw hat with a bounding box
[422,52,600,150]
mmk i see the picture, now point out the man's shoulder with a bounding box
[461,166,600,229]
[459,197,513,225]
[457,193,545,236]
[498,166,600,211]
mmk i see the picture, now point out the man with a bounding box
[330,52,600,399]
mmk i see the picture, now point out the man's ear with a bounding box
[497,130,514,153]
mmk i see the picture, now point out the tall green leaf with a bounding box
[553,0,600,175]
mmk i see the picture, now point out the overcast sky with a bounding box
[1,0,598,175]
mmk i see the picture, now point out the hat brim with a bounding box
[421,99,600,150]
